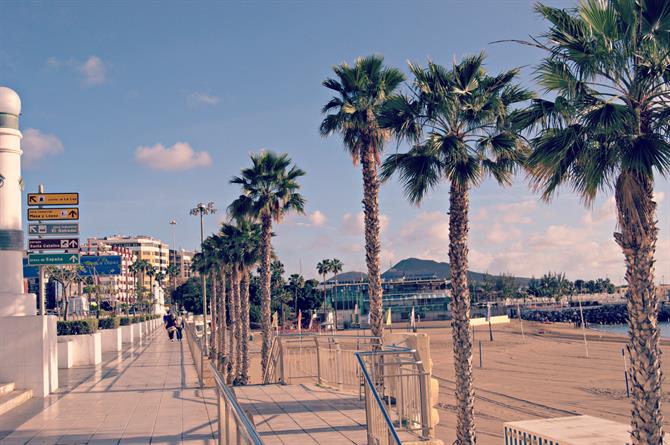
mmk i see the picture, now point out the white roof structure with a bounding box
[0,87,21,115]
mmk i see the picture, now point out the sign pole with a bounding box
[38,184,45,316]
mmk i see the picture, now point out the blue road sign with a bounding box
[80,255,122,276]
[22,258,39,279]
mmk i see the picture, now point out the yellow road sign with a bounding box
[28,208,79,221]
[27,193,79,206]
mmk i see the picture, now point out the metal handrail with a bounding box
[209,361,264,445]
[355,351,403,445]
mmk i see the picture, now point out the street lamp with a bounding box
[189,202,216,379]
[169,220,177,298]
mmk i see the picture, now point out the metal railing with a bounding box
[262,333,380,393]
[356,347,432,445]
[184,323,263,445]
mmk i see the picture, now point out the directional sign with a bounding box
[22,258,39,279]
[80,255,122,276]
[28,208,79,221]
[28,253,80,266]
[28,223,79,236]
[27,193,79,206]
[28,238,79,251]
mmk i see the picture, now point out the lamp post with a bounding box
[190,202,216,380]
[169,219,177,296]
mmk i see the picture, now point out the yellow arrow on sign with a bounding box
[27,193,79,206]
[28,208,79,221]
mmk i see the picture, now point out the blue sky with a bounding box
[1,0,668,282]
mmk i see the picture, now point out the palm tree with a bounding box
[201,237,219,357]
[320,55,404,342]
[229,151,306,375]
[516,3,670,442]
[380,54,531,445]
[316,260,331,317]
[211,234,229,374]
[329,258,343,328]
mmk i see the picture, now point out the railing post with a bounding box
[314,337,322,385]
[217,386,224,445]
[336,341,343,391]
[278,338,285,384]
[419,365,432,439]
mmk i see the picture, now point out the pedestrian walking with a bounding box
[165,311,177,341]
[175,312,185,342]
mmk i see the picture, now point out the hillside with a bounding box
[329,257,531,286]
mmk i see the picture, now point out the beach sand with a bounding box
[428,320,670,444]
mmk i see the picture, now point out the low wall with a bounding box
[471,315,510,327]
[100,328,122,352]
[58,333,101,366]
[121,325,134,344]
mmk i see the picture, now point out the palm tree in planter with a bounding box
[320,55,404,342]
[316,259,331,320]
[329,258,343,329]
[229,151,306,376]
[380,54,532,445]
[516,3,670,442]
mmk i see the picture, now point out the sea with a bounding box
[592,322,670,339]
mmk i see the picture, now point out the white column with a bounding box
[0,87,35,316]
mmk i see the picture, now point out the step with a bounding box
[0,390,32,417]
[0,383,15,396]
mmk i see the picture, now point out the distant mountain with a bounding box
[382,257,531,286]
[326,257,531,286]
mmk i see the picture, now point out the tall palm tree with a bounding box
[229,151,306,375]
[380,54,531,445]
[517,3,670,442]
[329,258,343,328]
[316,260,331,317]
[211,233,229,374]
[202,236,220,357]
[320,55,404,342]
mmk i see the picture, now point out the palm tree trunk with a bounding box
[240,269,251,384]
[219,266,227,374]
[210,270,218,363]
[260,213,273,376]
[228,268,239,385]
[234,266,242,383]
[449,182,476,445]
[613,172,664,445]
[360,145,383,342]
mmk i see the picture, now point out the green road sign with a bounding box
[28,253,80,266]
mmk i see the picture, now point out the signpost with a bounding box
[28,223,79,236]
[27,193,79,206]
[28,208,79,221]
[27,186,80,315]
[28,253,80,266]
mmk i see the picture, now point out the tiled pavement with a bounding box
[0,330,217,445]
[234,383,367,445]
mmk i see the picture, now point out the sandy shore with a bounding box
[243,320,669,444]
[427,320,670,444]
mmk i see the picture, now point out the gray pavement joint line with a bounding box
[235,389,284,444]
[278,385,360,444]
[293,385,366,429]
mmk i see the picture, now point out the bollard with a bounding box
[479,340,483,368]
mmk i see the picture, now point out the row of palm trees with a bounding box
[319,2,668,444]
[192,151,305,385]
[316,257,343,312]
[128,259,169,313]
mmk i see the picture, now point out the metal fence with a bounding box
[184,323,263,445]
[262,333,379,393]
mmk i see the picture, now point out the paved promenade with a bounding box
[0,330,217,445]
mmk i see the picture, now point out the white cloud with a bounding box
[399,211,450,243]
[309,210,327,227]
[583,197,616,226]
[188,92,220,106]
[78,56,105,86]
[493,199,537,224]
[134,142,212,171]
[341,211,389,235]
[22,129,64,167]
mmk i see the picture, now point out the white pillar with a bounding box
[0,87,35,316]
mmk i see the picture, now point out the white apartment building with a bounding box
[169,248,195,284]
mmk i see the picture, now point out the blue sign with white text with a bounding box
[80,256,122,276]
[22,258,39,279]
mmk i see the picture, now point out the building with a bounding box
[80,239,137,306]
[169,248,195,284]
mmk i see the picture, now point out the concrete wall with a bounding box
[100,328,122,353]
[58,333,101,366]
[121,324,134,344]
[0,316,57,397]
[471,315,510,327]
[57,341,74,369]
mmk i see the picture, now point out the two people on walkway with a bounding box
[163,310,185,342]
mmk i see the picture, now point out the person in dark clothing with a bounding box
[165,312,177,341]
[175,313,185,341]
